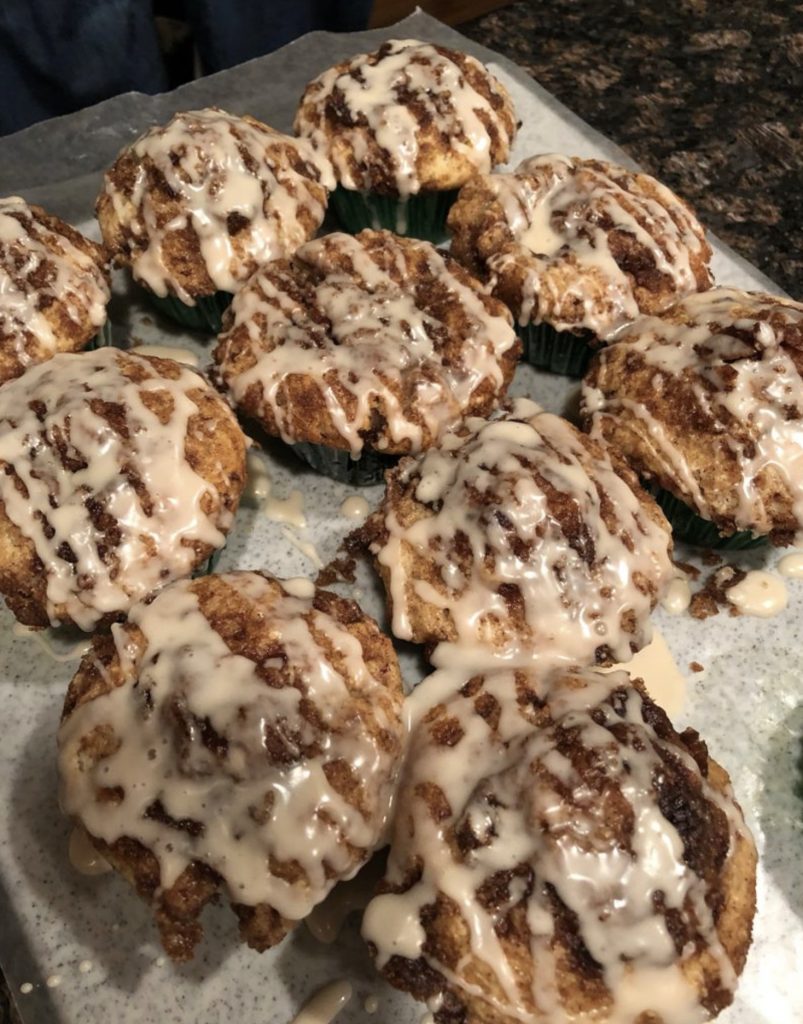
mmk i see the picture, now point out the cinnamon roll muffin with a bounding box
[0,348,246,630]
[447,155,713,375]
[213,229,519,485]
[582,288,803,548]
[58,571,405,960]
[364,666,757,1024]
[294,39,517,241]
[97,108,334,331]
[0,196,110,385]
[368,398,673,671]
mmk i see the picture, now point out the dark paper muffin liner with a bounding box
[291,440,396,487]
[654,488,767,550]
[86,318,113,350]
[517,321,595,378]
[148,290,232,334]
[330,186,459,243]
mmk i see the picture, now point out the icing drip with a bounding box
[726,569,788,617]
[450,155,711,337]
[289,981,352,1024]
[0,349,237,629]
[58,573,403,918]
[214,231,517,456]
[372,398,673,672]
[583,288,803,536]
[0,197,109,373]
[295,39,516,197]
[365,667,752,1024]
[101,109,335,302]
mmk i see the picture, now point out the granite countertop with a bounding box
[0,4,799,1022]
[462,0,802,298]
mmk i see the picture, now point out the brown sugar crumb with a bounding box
[701,550,723,567]
[673,558,701,581]
[689,661,705,673]
[689,565,747,620]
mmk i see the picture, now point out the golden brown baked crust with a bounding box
[213,229,519,456]
[582,287,803,543]
[0,197,110,385]
[0,349,246,629]
[294,39,517,196]
[365,668,757,1024]
[59,572,405,960]
[368,399,672,668]
[447,155,713,338]
[97,108,333,302]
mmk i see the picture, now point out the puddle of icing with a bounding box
[728,570,788,618]
[289,981,352,1024]
[243,451,272,505]
[660,577,691,615]
[265,489,306,528]
[777,552,803,579]
[339,496,370,522]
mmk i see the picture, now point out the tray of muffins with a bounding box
[0,13,800,1024]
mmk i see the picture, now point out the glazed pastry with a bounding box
[97,108,334,331]
[0,348,246,630]
[294,39,516,241]
[582,287,803,547]
[213,229,519,485]
[58,571,406,960]
[0,196,110,385]
[364,666,757,1024]
[447,155,713,375]
[368,398,673,670]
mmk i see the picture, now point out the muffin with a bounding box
[213,229,520,485]
[582,287,803,548]
[97,108,335,332]
[58,571,406,960]
[368,398,673,670]
[364,666,757,1024]
[448,155,713,375]
[0,196,110,385]
[0,348,246,630]
[294,39,517,242]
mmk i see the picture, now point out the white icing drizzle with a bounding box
[102,109,335,302]
[604,628,687,717]
[265,488,306,528]
[584,288,803,536]
[0,349,237,629]
[78,960,93,974]
[363,995,380,1014]
[339,495,371,522]
[58,573,402,918]
[68,825,111,877]
[0,196,109,373]
[777,551,803,578]
[454,155,710,336]
[365,667,750,1024]
[282,527,324,569]
[373,399,673,672]
[243,450,272,505]
[295,40,515,197]
[726,569,788,617]
[289,981,353,1024]
[215,231,517,457]
[12,623,91,663]
[19,983,33,995]
[129,344,200,367]
[661,577,692,615]
[46,975,61,989]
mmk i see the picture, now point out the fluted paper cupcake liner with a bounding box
[291,440,396,486]
[331,186,459,243]
[148,290,232,334]
[654,488,766,550]
[517,321,595,378]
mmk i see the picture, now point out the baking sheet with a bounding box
[0,11,800,1024]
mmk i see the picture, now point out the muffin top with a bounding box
[97,108,335,303]
[58,571,405,959]
[0,196,110,385]
[0,348,246,630]
[447,154,713,337]
[583,287,803,543]
[294,39,517,197]
[364,666,756,1024]
[368,398,673,670]
[213,229,519,456]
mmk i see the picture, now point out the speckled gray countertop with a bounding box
[461,0,802,298]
